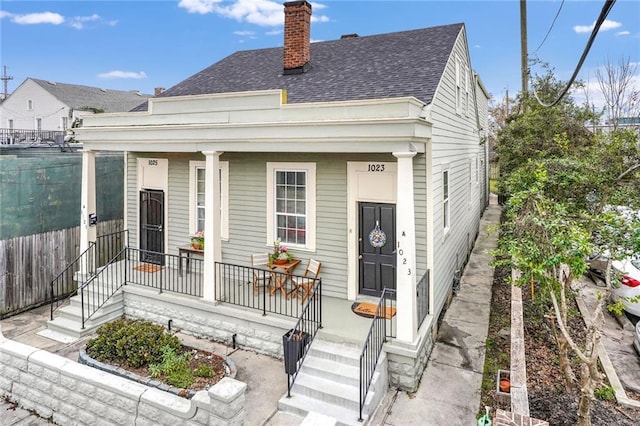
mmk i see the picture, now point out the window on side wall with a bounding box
[443,168,450,235]
[455,58,461,115]
[267,162,316,250]
[189,160,229,240]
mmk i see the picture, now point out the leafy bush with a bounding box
[594,386,615,401]
[149,345,194,388]
[194,364,214,378]
[86,318,181,368]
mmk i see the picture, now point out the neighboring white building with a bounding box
[0,78,151,133]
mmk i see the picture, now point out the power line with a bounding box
[532,0,616,108]
[532,0,565,55]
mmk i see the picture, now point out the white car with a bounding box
[634,321,640,356]
[609,257,640,317]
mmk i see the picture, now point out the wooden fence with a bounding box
[0,219,123,318]
[490,162,500,180]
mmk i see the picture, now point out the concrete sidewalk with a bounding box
[381,198,501,425]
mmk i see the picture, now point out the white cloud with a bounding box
[9,11,65,25]
[233,30,254,36]
[98,71,148,80]
[70,14,101,30]
[179,0,329,27]
[573,19,622,34]
[616,31,630,36]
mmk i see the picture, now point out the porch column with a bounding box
[203,151,222,302]
[80,150,97,266]
[393,151,418,343]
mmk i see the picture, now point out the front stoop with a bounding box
[278,339,387,426]
[493,409,549,426]
[46,286,124,340]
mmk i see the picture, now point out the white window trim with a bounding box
[189,160,229,240]
[266,162,316,251]
[455,57,461,115]
[442,166,451,237]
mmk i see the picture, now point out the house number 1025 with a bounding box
[367,164,385,172]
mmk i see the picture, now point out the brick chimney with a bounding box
[283,1,312,75]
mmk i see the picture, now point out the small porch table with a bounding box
[267,259,301,298]
[178,245,204,276]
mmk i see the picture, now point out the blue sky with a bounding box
[1,0,639,108]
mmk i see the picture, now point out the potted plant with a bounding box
[270,238,293,265]
[191,231,204,250]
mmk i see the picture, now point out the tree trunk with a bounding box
[577,362,594,426]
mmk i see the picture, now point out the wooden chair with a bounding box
[251,253,272,292]
[291,259,322,303]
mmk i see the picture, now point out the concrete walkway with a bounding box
[382,198,501,425]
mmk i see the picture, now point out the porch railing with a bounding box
[50,241,95,320]
[359,287,396,422]
[0,128,65,145]
[49,230,130,320]
[214,262,317,319]
[127,248,203,297]
[417,270,430,330]
[284,279,323,397]
[80,247,127,328]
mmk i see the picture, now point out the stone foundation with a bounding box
[123,286,295,359]
[386,316,436,392]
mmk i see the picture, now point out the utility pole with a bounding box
[520,0,528,113]
[1,66,13,100]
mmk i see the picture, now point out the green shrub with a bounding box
[149,345,194,389]
[594,386,615,401]
[194,364,214,378]
[86,318,181,368]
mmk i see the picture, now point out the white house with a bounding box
[49,1,490,423]
[0,78,151,143]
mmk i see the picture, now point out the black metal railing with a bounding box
[127,248,203,297]
[80,247,127,328]
[417,270,430,330]
[0,128,65,145]
[284,279,323,397]
[359,288,396,422]
[215,262,319,319]
[50,242,96,320]
[50,231,129,320]
[96,230,128,267]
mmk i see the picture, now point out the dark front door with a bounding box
[140,189,164,265]
[359,202,396,297]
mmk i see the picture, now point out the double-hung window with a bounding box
[189,160,229,240]
[443,168,450,235]
[267,162,316,250]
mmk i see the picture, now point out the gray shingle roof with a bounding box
[135,23,463,111]
[30,78,152,113]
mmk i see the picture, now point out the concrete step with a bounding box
[57,302,123,326]
[69,290,123,310]
[291,373,362,411]
[278,393,364,426]
[307,340,361,367]
[301,356,360,387]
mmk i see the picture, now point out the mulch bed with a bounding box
[481,263,640,425]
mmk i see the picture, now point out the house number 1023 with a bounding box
[367,164,385,172]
